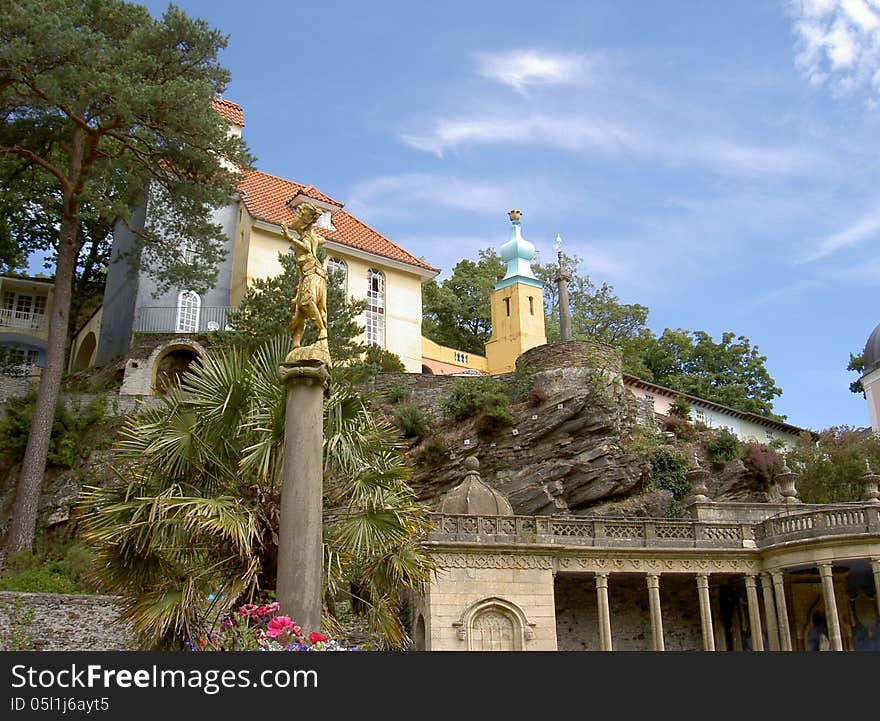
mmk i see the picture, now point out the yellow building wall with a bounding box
[0,277,53,344]
[69,307,102,373]
[237,222,425,372]
[484,282,546,374]
[422,336,489,372]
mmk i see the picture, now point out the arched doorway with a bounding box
[72,332,96,372]
[153,346,200,395]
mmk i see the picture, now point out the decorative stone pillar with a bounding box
[646,574,664,651]
[696,574,715,651]
[775,458,801,505]
[596,573,613,651]
[817,562,844,651]
[687,454,710,503]
[760,572,779,651]
[276,360,330,635]
[554,237,572,343]
[770,570,793,651]
[862,461,880,503]
[744,574,764,652]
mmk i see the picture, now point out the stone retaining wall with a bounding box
[0,592,135,651]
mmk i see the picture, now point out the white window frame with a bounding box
[176,290,201,333]
[327,257,347,294]
[365,268,385,348]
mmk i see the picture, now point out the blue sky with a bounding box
[128,0,880,431]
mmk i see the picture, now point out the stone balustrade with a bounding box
[754,504,880,546]
[427,513,749,549]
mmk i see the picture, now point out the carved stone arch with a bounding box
[453,597,536,651]
[148,339,208,395]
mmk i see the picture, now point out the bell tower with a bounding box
[485,210,547,374]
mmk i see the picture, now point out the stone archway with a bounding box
[153,345,201,395]
[120,338,208,396]
[455,597,536,651]
[72,331,96,372]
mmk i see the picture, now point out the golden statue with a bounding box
[281,202,330,366]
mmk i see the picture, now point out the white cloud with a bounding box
[346,172,571,221]
[800,202,880,261]
[400,111,821,177]
[476,49,593,91]
[789,0,880,95]
[400,113,640,158]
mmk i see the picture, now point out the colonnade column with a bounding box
[744,574,764,652]
[595,572,613,651]
[759,572,779,651]
[770,570,793,651]
[696,574,715,651]
[817,562,843,651]
[646,574,664,651]
[871,558,880,622]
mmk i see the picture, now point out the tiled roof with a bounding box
[212,98,244,126]
[238,169,438,273]
[622,373,814,437]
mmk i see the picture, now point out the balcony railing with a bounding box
[134,306,234,333]
[427,514,749,549]
[0,308,46,331]
[754,505,880,547]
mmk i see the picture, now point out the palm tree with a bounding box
[79,336,434,649]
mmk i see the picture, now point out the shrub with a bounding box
[393,405,430,439]
[662,414,697,440]
[703,428,742,467]
[0,559,76,594]
[363,345,405,373]
[649,447,690,500]
[386,383,410,404]
[742,442,781,487]
[422,437,448,464]
[668,396,692,419]
[527,385,548,406]
[0,393,108,468]
[442,377,510,422]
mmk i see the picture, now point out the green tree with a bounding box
[641,329,783,418]
[79,336,433,649]
[0,0,252,553]
[847,352,865,395]
[422,249,503,355]
[786,427,880,503]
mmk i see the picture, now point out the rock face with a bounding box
[374,341,646,516]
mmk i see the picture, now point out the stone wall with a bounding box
[0,592,135,651]
[0,376,34,405]
[518,340,622,376]
[417,557,558,651]
[555,574,708,651]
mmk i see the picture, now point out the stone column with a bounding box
[760,572,779,651]
[872,558,880,622]
[646,574,664,651]
[276,361,330,635]
[817,562,844,651]
[596,573,613,651]
[555,244,572,342]
[744,574,764,651]
[771,570,792,651]
[696,574,715,651]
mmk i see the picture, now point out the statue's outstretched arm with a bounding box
[281,223,308,251]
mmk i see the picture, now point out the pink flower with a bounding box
[238,604,259,618]
[256,602,280,617]
[308,632,328,644]
[266,616,295,639]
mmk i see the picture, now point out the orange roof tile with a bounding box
[238,169,438,273]
[212,98,244,126]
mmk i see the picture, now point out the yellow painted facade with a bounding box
[484,281,547,374]
[230,214,428,373]
[422,336,489,373]
[0,276,53,345]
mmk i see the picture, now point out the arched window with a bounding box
[176,290,201,333]
[366,269,385,348]
[327,257,347,294]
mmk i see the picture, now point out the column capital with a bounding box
[646,573,660,588]
[595,572,609,587]
[817,561,834,573]
[744,574,758,588]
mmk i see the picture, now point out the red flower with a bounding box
[238,604,259,618]
[308,632,328,644]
